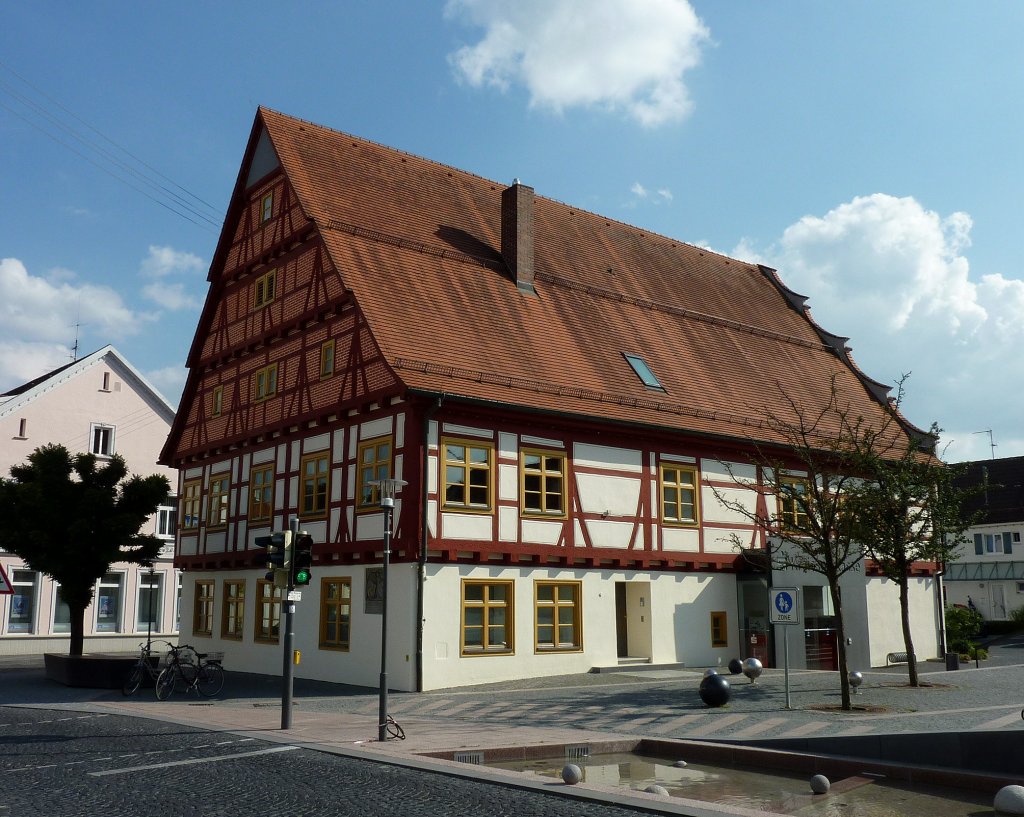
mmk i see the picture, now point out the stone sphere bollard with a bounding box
[742,657,763,683]
[849,671,863,693]
[728,658,743,675]
[703,667,719,677]
[673,760,688,768]
[699,672,731,707]
[644,784,670,796]
[994,785,1024,815]
[810,774,831,794]
[561,764,582,785]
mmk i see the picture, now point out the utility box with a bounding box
[945,652,960,671]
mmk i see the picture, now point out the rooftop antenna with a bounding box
[972,429,996,460]
[70,301,84,362]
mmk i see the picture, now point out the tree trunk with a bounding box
[899,575,919,686]
[69,602,87,657]
[830,580,852,710]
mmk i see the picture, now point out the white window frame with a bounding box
[53,583,71,633]
[95,572,124,633]
[7,569,39,634]
[136,571,163,632]
[156,503,177,539]
[89,423,116,457]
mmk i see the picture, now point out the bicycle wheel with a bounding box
[122,664,144,696]
[155,667,177,700]
[196,663,225,697]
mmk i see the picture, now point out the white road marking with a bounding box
[87,745,301,777]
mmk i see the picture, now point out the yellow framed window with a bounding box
[300,452,329,519]
[319,339,335,379]
[710,611,728,647]
[206,474,229,529]
[521,450,566,517]
[357,437,392,510]
[535,581,581,652]
[254,363,278,401]
[181,478,202,532]
[221,580,245,640]
[260,191,273,222]
[661,464,699,526]
[193,580,214,637]
[249,464,274,524]
[778,477,810,531]
[319,577,352,650]
[255,579,281,643]
[212,385,223,418]
[254,269,276,308]
[462,580,513,655]
[443,438,493,512]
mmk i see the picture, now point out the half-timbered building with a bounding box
[161,107,941,691]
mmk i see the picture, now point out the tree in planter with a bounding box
[711,383,868,711]
[846,405,978,687]
[0,444,170,656]
[945,604,983,654]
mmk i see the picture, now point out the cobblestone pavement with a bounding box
[0,707,652,817]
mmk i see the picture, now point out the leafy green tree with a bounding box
[845,380,980,686]
[712,383,867,710]
[0,444,170,656]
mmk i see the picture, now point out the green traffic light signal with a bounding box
[292,532,314,587]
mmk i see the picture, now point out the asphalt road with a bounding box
[0,706,647,817]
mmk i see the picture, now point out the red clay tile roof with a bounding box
[255,107,924,450]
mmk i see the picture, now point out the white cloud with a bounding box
[140,245,205,279]
[630,181,674,206]
[144,364,187,409]
[446,0,709,127]
[142,281,201,311]
[0,257,150,345]
[732,194,1024,462]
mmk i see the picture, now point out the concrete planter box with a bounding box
[44,652,136,689]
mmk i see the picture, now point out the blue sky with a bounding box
[2,1,1022,462]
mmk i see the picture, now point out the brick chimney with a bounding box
[501,180,535,294]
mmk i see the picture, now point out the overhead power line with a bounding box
[0,59,223,233]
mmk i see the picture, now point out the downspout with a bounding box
[936,562,947,657]
[415,393,444,692]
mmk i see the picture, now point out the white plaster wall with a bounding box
[576,473,640,516]
[419,566,740,690]
[176,565,418,691]
[865,576,940,666]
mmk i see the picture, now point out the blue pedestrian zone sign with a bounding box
[769,588,800,624]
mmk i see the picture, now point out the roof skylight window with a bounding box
[624,353,665,391]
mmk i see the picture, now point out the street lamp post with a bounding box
[375,478,407,742]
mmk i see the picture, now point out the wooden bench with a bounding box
[886,651,912,665]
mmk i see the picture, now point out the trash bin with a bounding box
[945,652,960,671]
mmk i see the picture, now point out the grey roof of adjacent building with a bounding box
[954,455,1024,526]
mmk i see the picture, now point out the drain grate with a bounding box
[454,751,484,765]
[565,745,590,760]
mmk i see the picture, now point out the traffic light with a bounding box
[292,532,314,586]
[255,531,292,582]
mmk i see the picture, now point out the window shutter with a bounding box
[1004,532,1013,555]
[974,533,983,555]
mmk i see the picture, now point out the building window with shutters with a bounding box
[357,437,392,510]
[255,579,281,643]
[300,452,329,519]
[193,580,215,637]
[221,580,245,640]
[249,464,274,524]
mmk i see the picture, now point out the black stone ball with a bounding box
[699,673,731,707]
[727,658,743,675]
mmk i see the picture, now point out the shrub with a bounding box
[1010,606,1024,624]
[946,605,983,653]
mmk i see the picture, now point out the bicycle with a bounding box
[154,644,225,700]
[122,640,174,696]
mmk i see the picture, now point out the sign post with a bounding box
[769,587,800,710]
[0,564,12,595]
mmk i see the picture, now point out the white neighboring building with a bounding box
[0,345,180,655]
[946,456,1024,621]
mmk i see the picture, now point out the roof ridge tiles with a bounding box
[320,218,504,271]
[538,272,831,353]
[393,356,770,432]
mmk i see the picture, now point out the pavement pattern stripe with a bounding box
[777,720,831,737]
[726,716,790,739]
[87,745,301,777]
[682,713,747,737]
